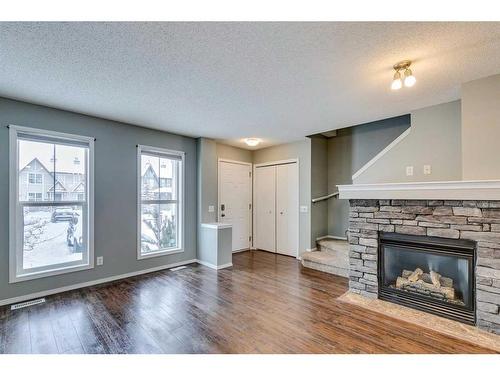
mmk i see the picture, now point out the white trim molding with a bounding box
[0,259,197,307]
[317,235,348,241]
[351,127,411,181]
[338,180,500,200]
[196,259,233,270]
[136,144,185,260]
[217,158,252,166]
[9,125,95,283]
[218,158,252,252]
[253,158,298,168]
[201,222,232,229]
[232,248,249,254]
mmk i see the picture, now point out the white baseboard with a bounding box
[317,235,348,241]
[0,258,198,307]
[196,259,233,270]
[232,248,249,254]
[316,235,330,241]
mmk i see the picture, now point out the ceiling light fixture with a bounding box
[391,60,416,90]
[391,70,402,90]
[244,138,261,147]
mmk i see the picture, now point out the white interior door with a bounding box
[218,160,252,252]
[276,163,299,257]
[254,165,276,252]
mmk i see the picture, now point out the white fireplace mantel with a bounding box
[337,180,500,200]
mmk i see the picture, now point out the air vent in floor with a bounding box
[170,266,188,271]
[11,298,46,310]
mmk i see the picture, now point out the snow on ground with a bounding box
[23,210,82,269]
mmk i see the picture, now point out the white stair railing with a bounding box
[311,191,339,203]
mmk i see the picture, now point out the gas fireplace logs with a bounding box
[394,268,460,303]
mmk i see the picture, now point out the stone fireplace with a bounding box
[347,199,500,334]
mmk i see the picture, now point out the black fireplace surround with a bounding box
[378,232,476,325]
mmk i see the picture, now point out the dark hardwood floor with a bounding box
[0,250,496,354]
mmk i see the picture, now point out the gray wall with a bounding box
[353,100,462,184]
[0,97,197,302]
[216,143,253,164]
[253,139,312,251]
[310,136,329,245]
[462,74,500,180]
[327,115,410,237]
[197,139,252,226]
[197,138,218,224]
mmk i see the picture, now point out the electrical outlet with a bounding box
[423,165,432,175]
[406,166,414,176]
[97,256,103,266]
[208,205,215,213]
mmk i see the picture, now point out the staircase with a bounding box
[301,238,349,277]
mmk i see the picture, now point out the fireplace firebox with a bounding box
[378,232,476,325]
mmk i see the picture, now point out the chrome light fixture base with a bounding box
[393,60,412,71]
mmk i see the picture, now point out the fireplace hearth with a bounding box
[378,232,476,325]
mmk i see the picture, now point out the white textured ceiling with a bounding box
[0,22,499,149]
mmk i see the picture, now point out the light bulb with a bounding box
[403,69,416,87]
[391,71,402,90]
[244,138,260,147]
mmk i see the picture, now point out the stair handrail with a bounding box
[311,191,339,203]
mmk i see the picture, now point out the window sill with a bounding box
[137,247,184,260]
[10,262,94,284]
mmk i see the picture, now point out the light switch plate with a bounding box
[423,165,432,175]
[208,205,215,213]
[300,205,308,213]
[406,166,414,176]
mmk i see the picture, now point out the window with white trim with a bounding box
[138,145,184,259]
[10,126,94,282]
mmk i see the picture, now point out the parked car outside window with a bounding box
[51,208,80,222]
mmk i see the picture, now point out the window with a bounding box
[28,173,42,184]
[28,193,43,201]
[137,145,184,259]
[9,125,94,283]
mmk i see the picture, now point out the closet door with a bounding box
[254,166,276,252]
[276,163,299,257]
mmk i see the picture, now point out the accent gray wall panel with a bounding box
[310,136,329,245]
[0,97,197,302]
[327,115,410,237]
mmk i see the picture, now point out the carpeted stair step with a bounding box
[301,238,349,277]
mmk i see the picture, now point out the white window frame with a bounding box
[137,144,184,260]
[9,125,95,283]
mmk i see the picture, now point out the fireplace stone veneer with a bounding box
[348,199,500,334]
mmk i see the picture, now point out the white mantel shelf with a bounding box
[337,180,500,200]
